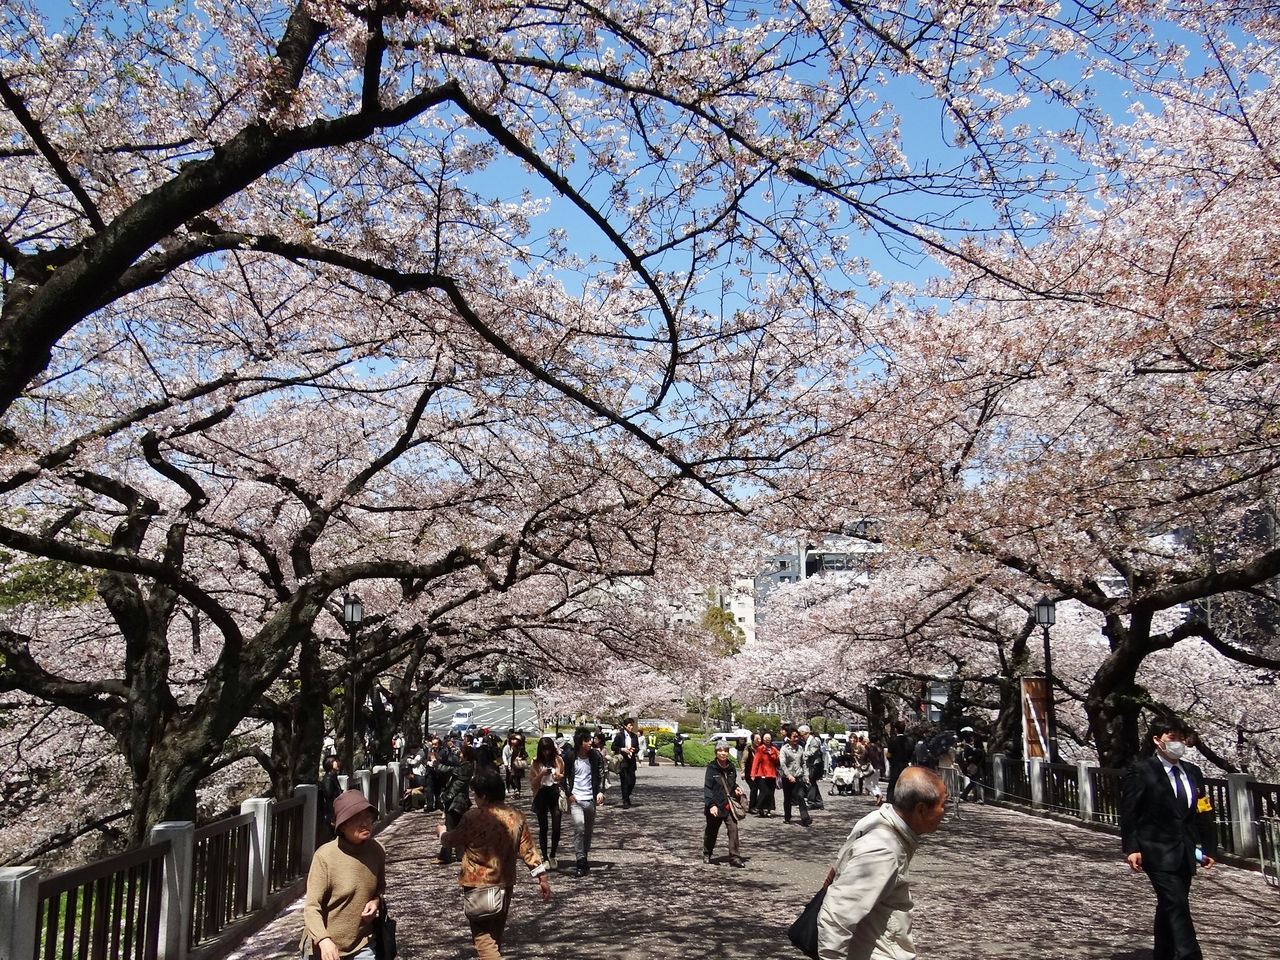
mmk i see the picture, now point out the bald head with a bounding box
[892,767,948,835]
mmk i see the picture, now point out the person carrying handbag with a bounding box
[702,742,747,867]
[436,768,551,960]
[300,790,386,960]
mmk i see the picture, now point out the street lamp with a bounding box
[1034,595,1058,762]
[342,594,364,777]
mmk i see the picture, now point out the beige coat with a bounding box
[816,806,918,960]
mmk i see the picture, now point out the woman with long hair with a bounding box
[528,736,565,867]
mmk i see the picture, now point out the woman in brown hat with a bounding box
[302,790,385,960]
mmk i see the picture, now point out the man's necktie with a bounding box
[1171,764,1186,805]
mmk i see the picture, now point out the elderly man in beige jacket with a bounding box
[816,767,948,960]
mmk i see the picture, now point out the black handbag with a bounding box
[786,885,826,960]
[373,899,397,960]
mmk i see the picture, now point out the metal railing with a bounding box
[35,839,170,960]
[1042,762,1080,815]
[1088,767,1121,825]
[1002,758,1032,805]
[189,813,254,948]
[268,796,306,894]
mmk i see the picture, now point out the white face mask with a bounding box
[1160,739,1187,761]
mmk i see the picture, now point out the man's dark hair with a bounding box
[472,768,506,804]
[1147,717,1188,742]
[574,726,593,749]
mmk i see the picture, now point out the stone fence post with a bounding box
[1228,772,1259,858]
[150,820,195,960]
[240,798,272,911]
[1029,756,1045,810]
[0,866,39,960]
[1076,760,1097,821]
[295,783,319,869]
[991,753,1006,802]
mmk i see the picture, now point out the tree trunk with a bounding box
[1084,613,1154,769]
[989,628,1031,757]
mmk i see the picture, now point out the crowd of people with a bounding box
[302,716,1018,960]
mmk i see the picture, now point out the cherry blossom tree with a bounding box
[776,29,1280,768]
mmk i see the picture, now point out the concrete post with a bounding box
[339,774,349,791]
[991,753,1006,802]
[1228,773,1259,858]
[1078,760,1097,821]
[0,866,40,960]
[356,769,372,800]
[295,784,319,869]
[371,766,387,817]
[149,821,194,960]
[240,798,273,911]
[1029,757,1045,810]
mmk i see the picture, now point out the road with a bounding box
[423,689,540,736]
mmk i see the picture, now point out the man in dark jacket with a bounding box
[885,723,913,803]
[612,718,642,808]
[1120,718,1218,960]
[565,727,606,877]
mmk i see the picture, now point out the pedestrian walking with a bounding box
[780,729,813,826]
[301,790,385,960]
[753,732,780,817]
[815,767,948,960]
[528,736,565,868]
[436,768,551,960]
[566,727,606,877]
[702,742,747,867]
[1121,718,1218,960]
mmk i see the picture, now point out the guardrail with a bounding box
[34,838,170,960]
[988,753,1276,879]
[0,763,406,960]
[190,812,254,948]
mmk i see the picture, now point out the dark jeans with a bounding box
[783,779,810,822]
[531,786,562,861]
[619,760,637,804]
[703,809,740,860]
[748,776,760,810]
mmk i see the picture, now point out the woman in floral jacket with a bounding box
[437,768,551,960]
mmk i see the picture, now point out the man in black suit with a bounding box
[1120,718,1218,960]
[612,718,641,808]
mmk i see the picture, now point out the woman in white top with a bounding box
[528,737,565,867]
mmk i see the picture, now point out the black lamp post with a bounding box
[342,594,364,776]
[1034,595,1058,762]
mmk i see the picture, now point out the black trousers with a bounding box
[619,760,637,804]
[1147,867,1202,960]
[783,779,809,822]
[531,786,563,861]
[755,777,776,813]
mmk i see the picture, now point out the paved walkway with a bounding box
[230,763,1280,960]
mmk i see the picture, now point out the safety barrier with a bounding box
[0,764,406,960]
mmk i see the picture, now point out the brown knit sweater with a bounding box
[302,836,386,956]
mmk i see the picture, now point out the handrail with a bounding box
[35,839,171,960]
